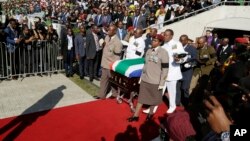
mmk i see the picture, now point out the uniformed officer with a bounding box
[190,36,217,93]
[143,29,187,114]
[162,29,187,114]
[96,25,123,99]
[127,34,169,122]
[125,28,145,59]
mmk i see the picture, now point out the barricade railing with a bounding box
[0,40,64,80]
[143,1,250,31]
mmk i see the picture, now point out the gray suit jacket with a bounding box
[101,35,123,69]
[132,15,147,29]
[74,33,86,57]
[116,28,127,40]
[86,30,98,59]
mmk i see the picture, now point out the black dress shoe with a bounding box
[89,78,93,82]
[109,96,116,99]
[146,114,154,121]
[93,95,101,99]
[80,76,84,79]
[127,116,139,122]
[94,76,100,81]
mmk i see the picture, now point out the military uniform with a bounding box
[98,35,123,98]
[125,36,145,59]
[139,46,169,105]
[190,45,217,93]
[195,45,217,76]
[162,39,186,113]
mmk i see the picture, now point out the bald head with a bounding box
[150,28,158,37]
[197,36,206,48]
[222,38,229,46]
[134,27,143,38]
[198,36,206,43]
[107,25,117,37]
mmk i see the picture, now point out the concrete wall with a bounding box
[158,6,250,41]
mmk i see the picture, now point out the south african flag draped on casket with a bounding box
[111,58,145,78]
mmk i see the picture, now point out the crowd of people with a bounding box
[96,26,250,140]
[1,0,250,141]
[1,0,222,30]
[0,0,224,79]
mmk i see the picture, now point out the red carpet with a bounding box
[0,99,171,141]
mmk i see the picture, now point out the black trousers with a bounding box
[88,50,102,79]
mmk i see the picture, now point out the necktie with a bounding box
[104,16,107,24]
[120,29,123,39]
[97,16,100,25]
[133,17,138,28]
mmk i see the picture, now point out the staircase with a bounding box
[149,1,250,41]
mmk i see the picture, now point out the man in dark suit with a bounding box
[132,10,147,29]
[94,9,102,27]
[177,35,198,106]
[216,38,233,65]
[86,25,102,82]
[211,33,220,49]
[4,19,21,78]
[74,25,86,79]
[112,6,124,22]
[144,28,157,54]
[62,28,75,77]
[116,21,127,40]
[121,10,132,29]
[101,8,112,27]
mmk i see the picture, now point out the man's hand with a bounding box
[174,56,180,62]
[158,86,164,90]
[216,61,221,66]
[204,96,232,133]
[232,83,239,88]
[138,78,141,84]
[76,54,80,61]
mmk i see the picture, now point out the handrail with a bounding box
[143,1,250,31]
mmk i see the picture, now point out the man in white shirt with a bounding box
[162,29,186,114]
[125,28,145,59]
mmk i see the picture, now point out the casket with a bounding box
[109,58,145,112]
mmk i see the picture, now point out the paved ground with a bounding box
[0,73,96,119]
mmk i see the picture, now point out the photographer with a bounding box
[46,24,58,43]
[19,25,34,73]
[4,18,22,79]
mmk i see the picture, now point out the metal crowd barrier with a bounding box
[0,40,64,80]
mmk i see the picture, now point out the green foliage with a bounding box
[69,74,100,97]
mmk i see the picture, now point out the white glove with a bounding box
[184,63,191,68]
[158,86,164,90]
[138,78,141,84]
